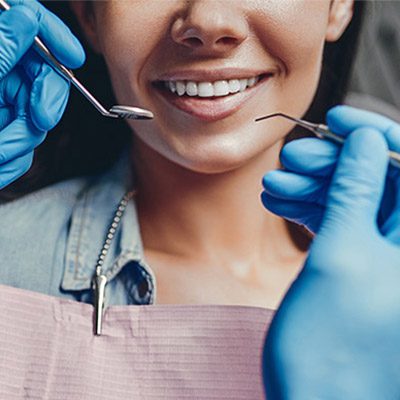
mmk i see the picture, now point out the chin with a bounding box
[163,134,283,175]
[175,155,251,175]
[131,109,287,175]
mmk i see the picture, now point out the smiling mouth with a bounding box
[152,73,273,122]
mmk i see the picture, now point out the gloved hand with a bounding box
[261,110,400,398]
[261,106,400,235]
[0,0,85,189]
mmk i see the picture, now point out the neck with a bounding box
[131,138,306,281]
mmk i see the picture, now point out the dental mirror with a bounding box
[0,0,154,121]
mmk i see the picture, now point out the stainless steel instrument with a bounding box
[0,0,154,120]
[256,112,400,169]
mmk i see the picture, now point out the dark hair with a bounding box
[0,1,366,206]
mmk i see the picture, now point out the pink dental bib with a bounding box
[0,284,274,399]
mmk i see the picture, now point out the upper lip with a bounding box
[155,68,275,82]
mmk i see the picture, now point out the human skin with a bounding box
[71,0,353,309]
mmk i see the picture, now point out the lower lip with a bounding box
[152,76,272,122]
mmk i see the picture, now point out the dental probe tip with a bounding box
[255,113,298,123]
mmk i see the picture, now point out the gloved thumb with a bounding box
[321,127,388,232]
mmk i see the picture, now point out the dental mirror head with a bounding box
[109,105,154,120]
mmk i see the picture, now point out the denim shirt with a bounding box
[0,152,157,308]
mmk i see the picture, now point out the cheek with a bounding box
[251,1,330,115]
[94,2,176,104]
[253,1,330,67]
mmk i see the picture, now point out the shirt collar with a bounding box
[60,151,155,294]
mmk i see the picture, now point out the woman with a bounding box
[2,1,399,399]
[1,0,363,305]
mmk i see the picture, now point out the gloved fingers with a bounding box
[261,191,323,233]
[0,115,47,167]
[280,138,339,177]
[262,170,329,206]
[29,63,69,131]
[382,216,400,246]
[327,106,400,157]
[0,66,30,111]
[5,0,85,68]
[384,123,400,181]
[375,175,397,229]
[0,150,34,190]
[0,107,13,129]
[22,50,70,129]
[321,127,389,231]
[20,49,44,80]
[380,175,400,245]
[0,5,38,79]
[0,63,68,132]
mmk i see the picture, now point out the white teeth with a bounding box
[247,77,257,87]
[163,75,263,98]
[176,81,186,96]
[228,79,241,94]
[213,80,230,96]
[198,82,214,97]
[168,81,176,93]
[239,78,247,92]
[186,81,198,96]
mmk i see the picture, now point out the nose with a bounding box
[171,0,248,55]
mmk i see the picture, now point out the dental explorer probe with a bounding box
[0,0,153,120]
[255,113,400,169]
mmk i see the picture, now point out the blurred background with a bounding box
[348,0,400,121]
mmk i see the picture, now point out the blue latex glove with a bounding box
[0,0,85,188]
[261,108,400,398]
[261,106,400,235]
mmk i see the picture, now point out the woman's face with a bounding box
[75,0,353,173]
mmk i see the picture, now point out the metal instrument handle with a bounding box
[315,124,400,169]
[0,0,114,117]
[32,37,114,117]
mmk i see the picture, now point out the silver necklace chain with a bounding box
[92,189,136,335]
